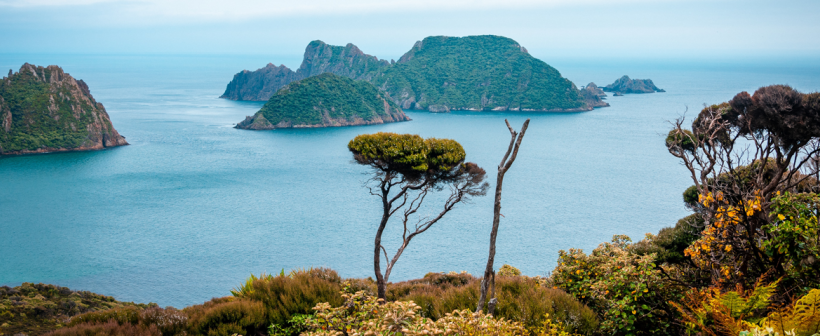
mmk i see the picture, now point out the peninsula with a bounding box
[235,73,409,130]
[0,63,128,155]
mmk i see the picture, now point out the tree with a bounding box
[476,119,529,314]
[665,85,820,292]
[348,132,489,300]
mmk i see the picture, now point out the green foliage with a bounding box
[765,192,820,289]
[44,320,161,336]
[347,132,466,176]
[303,290,530,336]
[256,73,402,126]
[0,282,147,336]
[371,35,587,111]
[386,273,599,334]
[184,297,267,336]
[551,235,683,335]
[631,214,702,265]
[0,64,117,154]
[230,273,275,298]
[240,268,344,328]
[268,313,311,336]
[497,264,522,277]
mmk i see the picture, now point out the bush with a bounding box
[240,268,344,327]
[67,306,142,327]
[387,273,598,334]
[552,235,683,335]
[44,320,161,336]
[184,297,267,336]
[303,290,529,336]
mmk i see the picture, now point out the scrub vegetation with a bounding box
[6,84,820,335]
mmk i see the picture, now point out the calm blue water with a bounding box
[1,54,819,308]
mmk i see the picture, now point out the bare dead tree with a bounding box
[476,118,530,314]
[349,133,489,300]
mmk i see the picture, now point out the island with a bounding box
[0,63,128,155]
[602,75,665,94]
[235,73,409,130]
[222,35,596,112]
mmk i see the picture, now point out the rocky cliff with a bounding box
[580,82,609,108]
[236,73,409,130]
[602,76,665,94]
[222,35,595,112]
[0,63,128,155]
[221,41,390,101]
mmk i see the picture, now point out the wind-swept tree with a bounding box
[348,132,489,300]
[666,85,820,293]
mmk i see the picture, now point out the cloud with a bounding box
[0,0,679,22]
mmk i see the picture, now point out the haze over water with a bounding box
[1,53,819,307]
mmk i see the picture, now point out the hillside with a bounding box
[220,41,390,101]
[235,73,409,130]
[0,63,128,155]
[372,35,588,112]
[221,36,592,112]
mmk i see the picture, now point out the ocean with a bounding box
[1,53,818,307]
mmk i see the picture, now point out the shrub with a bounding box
[67,306,142,327]
[240,268,343,327]
[551,235,683,335]
[44,320,161,336]
[184,297,267,336]
[387,273,598,334]
[498,265,523,277]
[302,290,529,336]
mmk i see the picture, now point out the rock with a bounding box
[580,82,609,108]
[0,64,128,155]
[613,92,624,96]
[221,41,390,101]
[602,75,665,94]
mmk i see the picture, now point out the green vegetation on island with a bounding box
[372,35,587,112]
[235,73,408,130]
[0,63,127,155]
[222,35,591,112]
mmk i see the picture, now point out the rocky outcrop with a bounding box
[580,82,609,108]
[236,73,409,130]
[602,76,665,94]
[221,41,390,101]
[0,63,128,155]
[222,35,598,113]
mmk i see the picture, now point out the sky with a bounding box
[1,0,819,64]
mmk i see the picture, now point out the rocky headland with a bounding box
[0,63,128,155]
[602,75,665,94]
[223,35,596,113]
[221,41,389,101]
[580,82,609,108]
[236,73,409,130]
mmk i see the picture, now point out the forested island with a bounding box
[603,76,665,94]
[0,64,127,155]
[222,35,599,113]
[235,73,409,130]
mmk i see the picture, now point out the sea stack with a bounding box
[0,63,128,155]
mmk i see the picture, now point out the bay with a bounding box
[1,53,818,307]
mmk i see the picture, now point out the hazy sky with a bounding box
[1,0,819,62]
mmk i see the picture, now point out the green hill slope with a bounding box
[0,63,128,155]
[235,73,409,130]
[373,35,588,112]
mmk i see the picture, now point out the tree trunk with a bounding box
[476,119,529,313]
